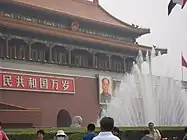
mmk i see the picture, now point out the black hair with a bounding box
[113,127,120,133]
[87,123,95,132]
[143,130,150,135]
[148,122,154,125]
[37,129,45,135]
[102,78,110,84]
[0,121,2,127]
[184,127,187,133]
[100,117,114,131]
[57,135,66,137]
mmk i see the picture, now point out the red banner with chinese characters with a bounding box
[0,70,75,94]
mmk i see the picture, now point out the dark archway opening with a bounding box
[57,109,72,127]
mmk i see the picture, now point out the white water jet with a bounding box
[151,47,156,58]
[158,51,161,57]
[99,50,187,126]
[146,50,149,63]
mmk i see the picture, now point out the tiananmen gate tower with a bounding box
[0,0,167,128]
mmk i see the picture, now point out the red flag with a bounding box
[168,0,186,15]
[182,0,187,8]
[182,55,187,68]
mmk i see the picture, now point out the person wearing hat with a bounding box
[54,130,68,140]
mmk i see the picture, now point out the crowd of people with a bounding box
[0,117,187,140]
[28,118,187,140]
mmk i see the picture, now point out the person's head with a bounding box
[87,123,95,132]
[143,130,150,135]
[100,117,114,132]
[0,121,2,129]
[36,130,45,139]
[112,127,120,137]
[148,122,154,130]
[102,78,110,94]
[184,127,187,133]
[55,130,67,140]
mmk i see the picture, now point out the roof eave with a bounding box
[134,28,150,37]
[139,45,168,55]
[7,0,149,36]
[99,5,149,32]
[155,48,168,55]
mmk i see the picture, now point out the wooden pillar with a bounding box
[93,53,95,68]
[95,55,98,68]
[67,47,73,65]
[123,56,127,72]
[69,50,71,64]
[108,54,112,70]
[5,37,9,58]
[48,43,54,63]
[92,50,96,68]
[28,40,33,60]
[49,46,52,63]
[14,45,17,58]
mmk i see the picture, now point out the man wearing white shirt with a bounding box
[93,117,120,140]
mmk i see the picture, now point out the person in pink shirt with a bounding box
[0,122,9,140]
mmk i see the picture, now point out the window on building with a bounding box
[75,55,81,66]
[59,53,67,64]
[113,60,122,72]
[45,51,49,62]
[95,55,108,70]
[53,51,58,63]
[126,58,134,72]
[83,57,89,67]
[102,60,105,69]
[9,46,16,59]
[38,51,45,62]
[118,63,122,72]
[98,59,108,70]
[74,54,89,68]
[31,49,38,61]
[18,46,26,59]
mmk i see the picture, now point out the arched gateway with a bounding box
[57,109,72,127]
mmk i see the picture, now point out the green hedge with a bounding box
[5,126,186,134]
[5,127,186,140]
[7,132,84,140]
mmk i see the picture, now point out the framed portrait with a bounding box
[98,75,113,105]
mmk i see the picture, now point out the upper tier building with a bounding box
[0,0,167,128]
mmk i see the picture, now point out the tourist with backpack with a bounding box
[148,122,161,140]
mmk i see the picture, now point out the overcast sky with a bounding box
[99,0,187,80]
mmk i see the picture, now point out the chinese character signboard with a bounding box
[0,70,75,94]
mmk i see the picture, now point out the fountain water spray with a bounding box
[99,49,187,126]
[136,50,144,73]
